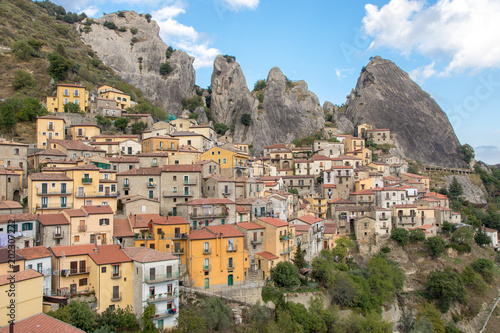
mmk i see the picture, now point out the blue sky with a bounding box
[55,0,500,164]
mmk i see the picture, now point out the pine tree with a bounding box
[292,242,306,269]
[448,176,463,199]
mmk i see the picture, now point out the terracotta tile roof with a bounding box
[93,135,138,139]
[180,198,235,206]
[393,204,417,208]
[350,189,375,195]
[113,218,134,237]
[334,205,371,212]
[89,245,132,265]
[206,225,244,238]
[0,248,25,263]
[37,115,66,121]
[161,164,202,172]
[48,139,106,152]
[255,251,279,260]
[264,144,287,149]
[401,172,427,179]
[90,142,119,146]
[235,198,260,205]
[129,214,161,228]
[327,166,354,170]
[424,192,448,199]
[322,184,337,188]
[50,244,98,257]
[294,224,311,232]
[236,222,264,230]
[258,176,282,181]
[119,195,158,204]
[189,229,216,240]
[0,313,85,333]
[117,167,162,176]
[105,156,140,163]
[33,149,67,156]
[150,216,189,225]
[0,269,42,286]
[204,174,234,182]
[138,152,170,157]
[71,123,99,128]
[37,213,70,226]
[328,198,356,205]
[62,209,86,217]
[0,213,37,224]
[371,187,406,191]
[121,247,179,263]
[258,217,288,227]
[28,173,72,181]
[296,215,323,225]
[324,223,337,234]
[0,200,22,209]
[17,246,52,260]
[82,205,113,215]
[236,206,250,212]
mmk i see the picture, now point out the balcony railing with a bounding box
[203,248,211,255]
[279,234,293,241]
[37,190,71,196]
[203,264,211,271]
[82,178,93,184]
[379,216,390,220]
[78,225,87,232]
[280,247,292,255]
[53,231,64,239]
[69,266,90,275]
[183,179,198,185]
[227,245,237,252]
[147,182,156,188]
[111,292,122,302]
[75,191,118,198]
[153,309,177,319]
[173,248,184,255]
[144,272,179,283]
[228,264,234,270]
[251,237,264,244]
[190,211,228,219]
[163,191,194,197]
[37,203,73,210]
[147,292,178,303]
[134,233,154,240]
[173,233,187,240]
[123,183,130,188]
[111,270,122,279]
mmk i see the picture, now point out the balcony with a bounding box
[203,264,211,271]
[69,266,90,276]
[153,309,177,319]
[37,190,71,196]
[134,233,154,240]
[78,225,87,232]
[173,233,187,240]
[183,179,198,185]
[147,292,178,303]
[228,264,234,270]
[163,190,194,197]
[203,248,211,255]
[111,292,122,302]
[280,247,292,255]
[173,248,184,255]
[190,211,228,219]
[144,272,179,283]
[251,237,264,244]
[379,216,390,220]
[37,203,73,210]
[111,270,122,279]
[123,183,130,188]
[147,182,156,188]
[53,231,64,239]
[227,245,237,252]
[279,234,293,241]
[75,191,118,198]
[82,178,93,184]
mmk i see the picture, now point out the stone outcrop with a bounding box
[78,11,195,115]
[323,101,354,135]
[211,56,325,153]
[444,175,487,205]
[345,56,466,168]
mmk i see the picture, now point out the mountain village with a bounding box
[0,81,488,331]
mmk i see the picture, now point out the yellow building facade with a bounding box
[36,115,66,149]
[98,85,131,110]
[46,84,89,113]
[142,136,179,153]
[70,124,101,141]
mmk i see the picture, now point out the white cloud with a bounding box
[334,68,353,80]
[409,61,436,82]
[80,6,100,17]
[362,0,500,75]
[475,145,500,165]
[220,0,259,11]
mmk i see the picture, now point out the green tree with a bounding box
[424,236,446,258]
[175,308,207,333]
[160,62,172,75]
[249,301,271,327]
[47,52,72,81]
[330,271,362,307]
[391,228,410,246]
[140,304,159,332]
[48,300,96,332]
[17,98,47,121]
[11,40,35,60]
[367,256,403,304]
[410,229,426,243]
[165,46,175,58]
[415,303,446,333]
[95,305,140,332]
[253,79,267,91]
[0,98,22,132]
[448,176,464,199]
[271,261,301,288]
[292,242,305,269]
[470,258,495,283]
[461,265,488,294]
[241,113,252,126]
[451,226,474,246]
[214,123,228,135]
[199,297,233,331]
[13,70,36,91]
[475,228,492,246]
[96,114,112,130]
[312,253,336,288]
[441,221,455,236]
[103,20,118,29]
[130,27,138,34]
[426,267,467,313]
[331,236,355,263]
[64,102,81,113]
[114,117,129,132]
[131,121,148,134]
[461,144,474,164]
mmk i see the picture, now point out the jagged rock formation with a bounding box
[345,56,466,168]
[323,101,354,135]
[211,56,325,153]
[78,11,195,115]
[444,175,487,205]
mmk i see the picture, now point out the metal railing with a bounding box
[69,266,90,275]
[173,248,184,254]
[82,178,93,184]
[280,247,292,254]
[37,190,71,195]
[53,231,64,239]
[37,203,72,210]
[78,225,87,232]
[163,191,194,197]
[203,264,211,271]
[227,245,238,252]
[190,211,228,219]
[111,270,122,279]
[183,179,198,185]
[144,272,179,283]
[251,237,264,244]
[173,233,187,239]
[75,191,118,198]
[147,182,156,188]
[147,292,178,302]
[203,248,211,255]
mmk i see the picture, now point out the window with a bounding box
[152,158,157,167]
[79,278,87,286]
[111,184,116,192]
[171,143,175,150]
[74,235,79,242]
[124,178,129,187]
[74,89,79,97]
[228,257,233,268]
[61,183,67,194]
[60,197,67,208]
[103,173,109,179]
[149,190,154,199]
[21,222,33,231]
[63,98,68,104]
[99,218,110,226]
[112,286,120,300]
[90,234,96,243]
[99,184,104,192]
[37,263,42,273]
[112,265,119,277]
[102,267,107,273]
[63,88,69,96]
[14,148,19,155]
[223,158,227,164]
[74,99,79,105]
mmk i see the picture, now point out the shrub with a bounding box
[271,262,301,288]
[240,113,251,126]
[451,227,474,246]
[257,92,264,103]
[475,228,492,246]
[254,79,267,91]
[214,123,228,136]
[131,121,147,134]
[165,46,175,58]
[118,26,127,32]
[11,40,35,61]
[222,54,236,62]
[425,236,446,258]
[446,242,471,253]
[159,62,172,75]
[426,267,467,313]
[103,20,118,30]
[12,70,36,91]
[188,112,199,120]
[391,228,409,246]
[117,11,125,17]
[17,98,47,121]
[144,13,152,22]
[114,117,129,132]
[410,229,426,243]
[461,266,487,294]
[47,53,72,81]
[380,246,391,254]
[130,27,138,34]
[470,258,495,283]
[64,102,81,113]
[181,96,203,112]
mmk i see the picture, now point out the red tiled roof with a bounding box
[161,164,202,172]
[258,217,288,227]
[189,229,216,240]
[117,167,162,176]
[47,139,105,152]
[256,251,279,260]
[401,173,427,179]
[114,217,134,237]
[0,269,42,286]
[206,225,244,238]
[0,313,85,333]
[93,135,138,139]
[322,184,337,188]
[0,213,37,224]
[89,245,132,265]
[129,214,161,228]
[236,222,264,230]
[121,247,179,263]
[29,173,73,181]
[33,149,67,156]
[0,200,22,209]
[50,244,96,257]
[350,189,375,195]
[150,216,189,225]
[0,248,25,263]
[64,209,87,217]
[82,205,113,215]
[17,246,52,260]
[296,215,323,225]
[294,224,311,232]
[37,115,66,121]
[393,204,417,208]
[37,213,70,226]
[328,198,356,204]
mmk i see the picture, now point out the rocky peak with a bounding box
[78,11,195,115]
[346,56,466,168]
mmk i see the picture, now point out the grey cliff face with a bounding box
[78,11,195,115]
[211,56,325,154]
[345,56,466,167]
[323,101,354,135]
